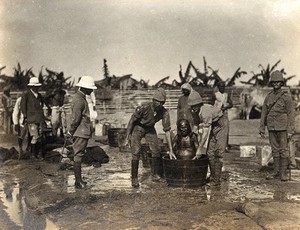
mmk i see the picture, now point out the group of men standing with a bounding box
[1,70,295,190]
[124,70,294,189]
[124,80,233,188]
[9,77,67,160]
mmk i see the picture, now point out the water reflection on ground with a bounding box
[0,174,59,230]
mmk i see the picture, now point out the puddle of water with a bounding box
[67,175,76,193]
[225,170,300,202]
[0,176,60,230]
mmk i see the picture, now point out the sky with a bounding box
[0,0,300,86]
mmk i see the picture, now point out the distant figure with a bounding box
[212,81,233,150]
[172,119,198,160]
[1,86,13,134]
[49,80,67,138]
[239,89,251,120]
[259,71,295,181]
[20,77,45,159]
[124,88,176,188]
[12,95,29,158]
[177,83,194,128]
[66,76,97,189]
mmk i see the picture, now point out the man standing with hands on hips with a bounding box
[67,75,97,189]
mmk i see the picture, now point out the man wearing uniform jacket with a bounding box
[20,77,45,159]
[259,70,295,181]
[67,75,97,189]
[124,88,176,188]
[188,90,225,186]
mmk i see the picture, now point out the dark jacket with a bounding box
[69,91,92,138]
[20,89,44,124]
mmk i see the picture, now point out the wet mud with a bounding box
[0,134,300,229]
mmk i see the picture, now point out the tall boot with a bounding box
[30,144,38,159]
[280,158,289,182]
[151,157,165,182]
[207,159,215,183]
[266,157,280,180]
[40,139,46,159]
[18,138,23,159]
[35,142,44,160]
[212,159,222,186]
[74,161,87,189]
[131,160,140,188]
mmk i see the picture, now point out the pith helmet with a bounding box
[153,88,166,102]
[270,71,284,82]
[181,83,192,92]
[76,76,97,89]
[27,77,42,86]
[188,91,203,106]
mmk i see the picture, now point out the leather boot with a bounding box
[141,152,150,168]
[280,158,289,182]
[74,161,87,189]
[266,157,280,180]
[35,142,43,160]
[151,157,165,182]
[18,138,23,159]
[207,159,215,183]
[211,159,222,186]
[131,160,140,188]
[30,144,38,159]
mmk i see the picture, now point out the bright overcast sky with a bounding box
[0,0,300,85]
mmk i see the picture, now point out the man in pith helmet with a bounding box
[124,88,176,188]
[260,70,295,181]
[188,90,226,186]
[20,77,45,159]
[67,75,97,189]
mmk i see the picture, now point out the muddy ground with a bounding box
[0,119,300,230]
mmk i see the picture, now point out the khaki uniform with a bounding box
[260,89,294,158]
[69,91,93,162]
[198,104,225,160]
[130,102,171,160]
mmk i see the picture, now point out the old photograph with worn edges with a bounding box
[0,1,300,229]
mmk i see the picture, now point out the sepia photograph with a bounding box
[0,0,300,229]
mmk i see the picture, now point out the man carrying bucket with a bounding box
[188,90,225,186]
[124,88,176,188]
[66,76,97,189]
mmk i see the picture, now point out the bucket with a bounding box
[118,128,131,152]
[163,155,209,187]
[108,128,124,147]
[95,123,103,136]
[103,122,111,136]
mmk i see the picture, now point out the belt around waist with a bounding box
[137,123,154,129]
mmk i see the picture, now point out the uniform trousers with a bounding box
[131,125,161,161]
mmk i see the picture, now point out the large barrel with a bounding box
[107,128,125,147]
[163,155,209,187]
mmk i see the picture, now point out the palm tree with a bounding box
[241,60,295,87]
